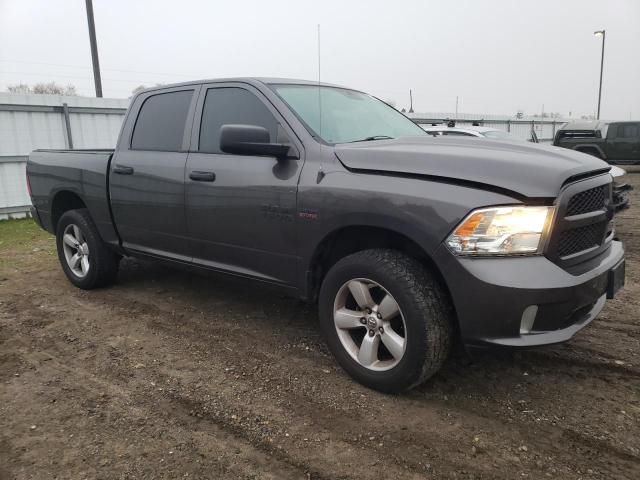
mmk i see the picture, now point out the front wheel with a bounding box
[56,209,120,289]
[319,249,453,393]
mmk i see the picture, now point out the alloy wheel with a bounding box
[333,278,407,371]
[62,224,90,278]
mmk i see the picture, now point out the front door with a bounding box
[185,84,303,285]
[109,87,198,260]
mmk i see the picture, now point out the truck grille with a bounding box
[546,175,613,268]
[557,222,607,257]
[566,185,607,216]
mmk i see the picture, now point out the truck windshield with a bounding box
[271,84,426,144]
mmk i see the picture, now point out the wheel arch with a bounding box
[50,190,87,232]
[573,144,606,160]
[305,224,453,308]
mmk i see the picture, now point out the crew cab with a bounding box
[27,78,625,392]
[554,120,640,164]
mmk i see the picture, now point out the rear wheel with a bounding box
[56,209,120,289]
[319,249,453,393]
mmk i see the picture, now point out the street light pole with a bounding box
[85,0,103,97]
[594,29,605,120]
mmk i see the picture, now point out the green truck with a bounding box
[554,121,640,165]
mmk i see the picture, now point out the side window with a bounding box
[199,87,279,153]
[131,90,193,151]
[621,124,640,138]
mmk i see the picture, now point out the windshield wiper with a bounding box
[346,135,394,143]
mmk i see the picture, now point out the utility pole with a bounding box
[409,90,414,113]
[85,0,103,97]
[594,30,605,119]
[455,96,458,118]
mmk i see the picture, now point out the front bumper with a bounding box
[434,240,624,349]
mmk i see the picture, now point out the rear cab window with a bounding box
[131,90,194,151]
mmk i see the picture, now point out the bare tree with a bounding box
[7,82,78,95]
[7,83,31,94]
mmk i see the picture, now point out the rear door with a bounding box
[184,82,304,285]
[607,123,640,162]
[109,86,199,260]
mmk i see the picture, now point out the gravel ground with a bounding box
[1,173,639,480]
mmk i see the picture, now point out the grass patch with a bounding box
[0,218,52,256]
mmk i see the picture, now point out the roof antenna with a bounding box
[317,24,322,139]
[316,23,325,184]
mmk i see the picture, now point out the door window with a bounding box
[619,124,640,138]
[199,88,279,153]
[131,90,194,151]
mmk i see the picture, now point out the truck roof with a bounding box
[559,120,640,134]
[136,77,346,95]
[559,120,608,132]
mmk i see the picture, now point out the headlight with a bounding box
[446,206,554,256]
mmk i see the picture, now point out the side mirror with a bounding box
[219,124,292,159]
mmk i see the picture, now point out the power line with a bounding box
[0,70,181,85]
[0,58,196,78]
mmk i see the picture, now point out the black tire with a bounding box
[56,209,120,289]
[319,249,453,393]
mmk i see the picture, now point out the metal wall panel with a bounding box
[0,162,30,220]
[0,93,128,219]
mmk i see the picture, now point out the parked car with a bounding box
[421,124,524,141]
[554,121,640,164]
[26,78,625,393]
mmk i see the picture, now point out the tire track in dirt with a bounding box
[6,278,640,479]
[0,320,319,479]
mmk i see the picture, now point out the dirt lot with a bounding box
[1,174,639,480]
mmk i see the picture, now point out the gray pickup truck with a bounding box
[27,78,625,392]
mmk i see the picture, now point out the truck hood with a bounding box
[334,136,610,198]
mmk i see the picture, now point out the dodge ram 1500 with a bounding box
[27,78,625,392]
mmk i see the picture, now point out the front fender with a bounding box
[296,167,522,295]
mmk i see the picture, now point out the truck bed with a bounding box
[27,149,119,246]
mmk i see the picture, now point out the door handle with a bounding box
[189,171,216,182]
[113,164,134,175]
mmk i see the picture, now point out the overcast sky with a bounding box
[1,0,638,118]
